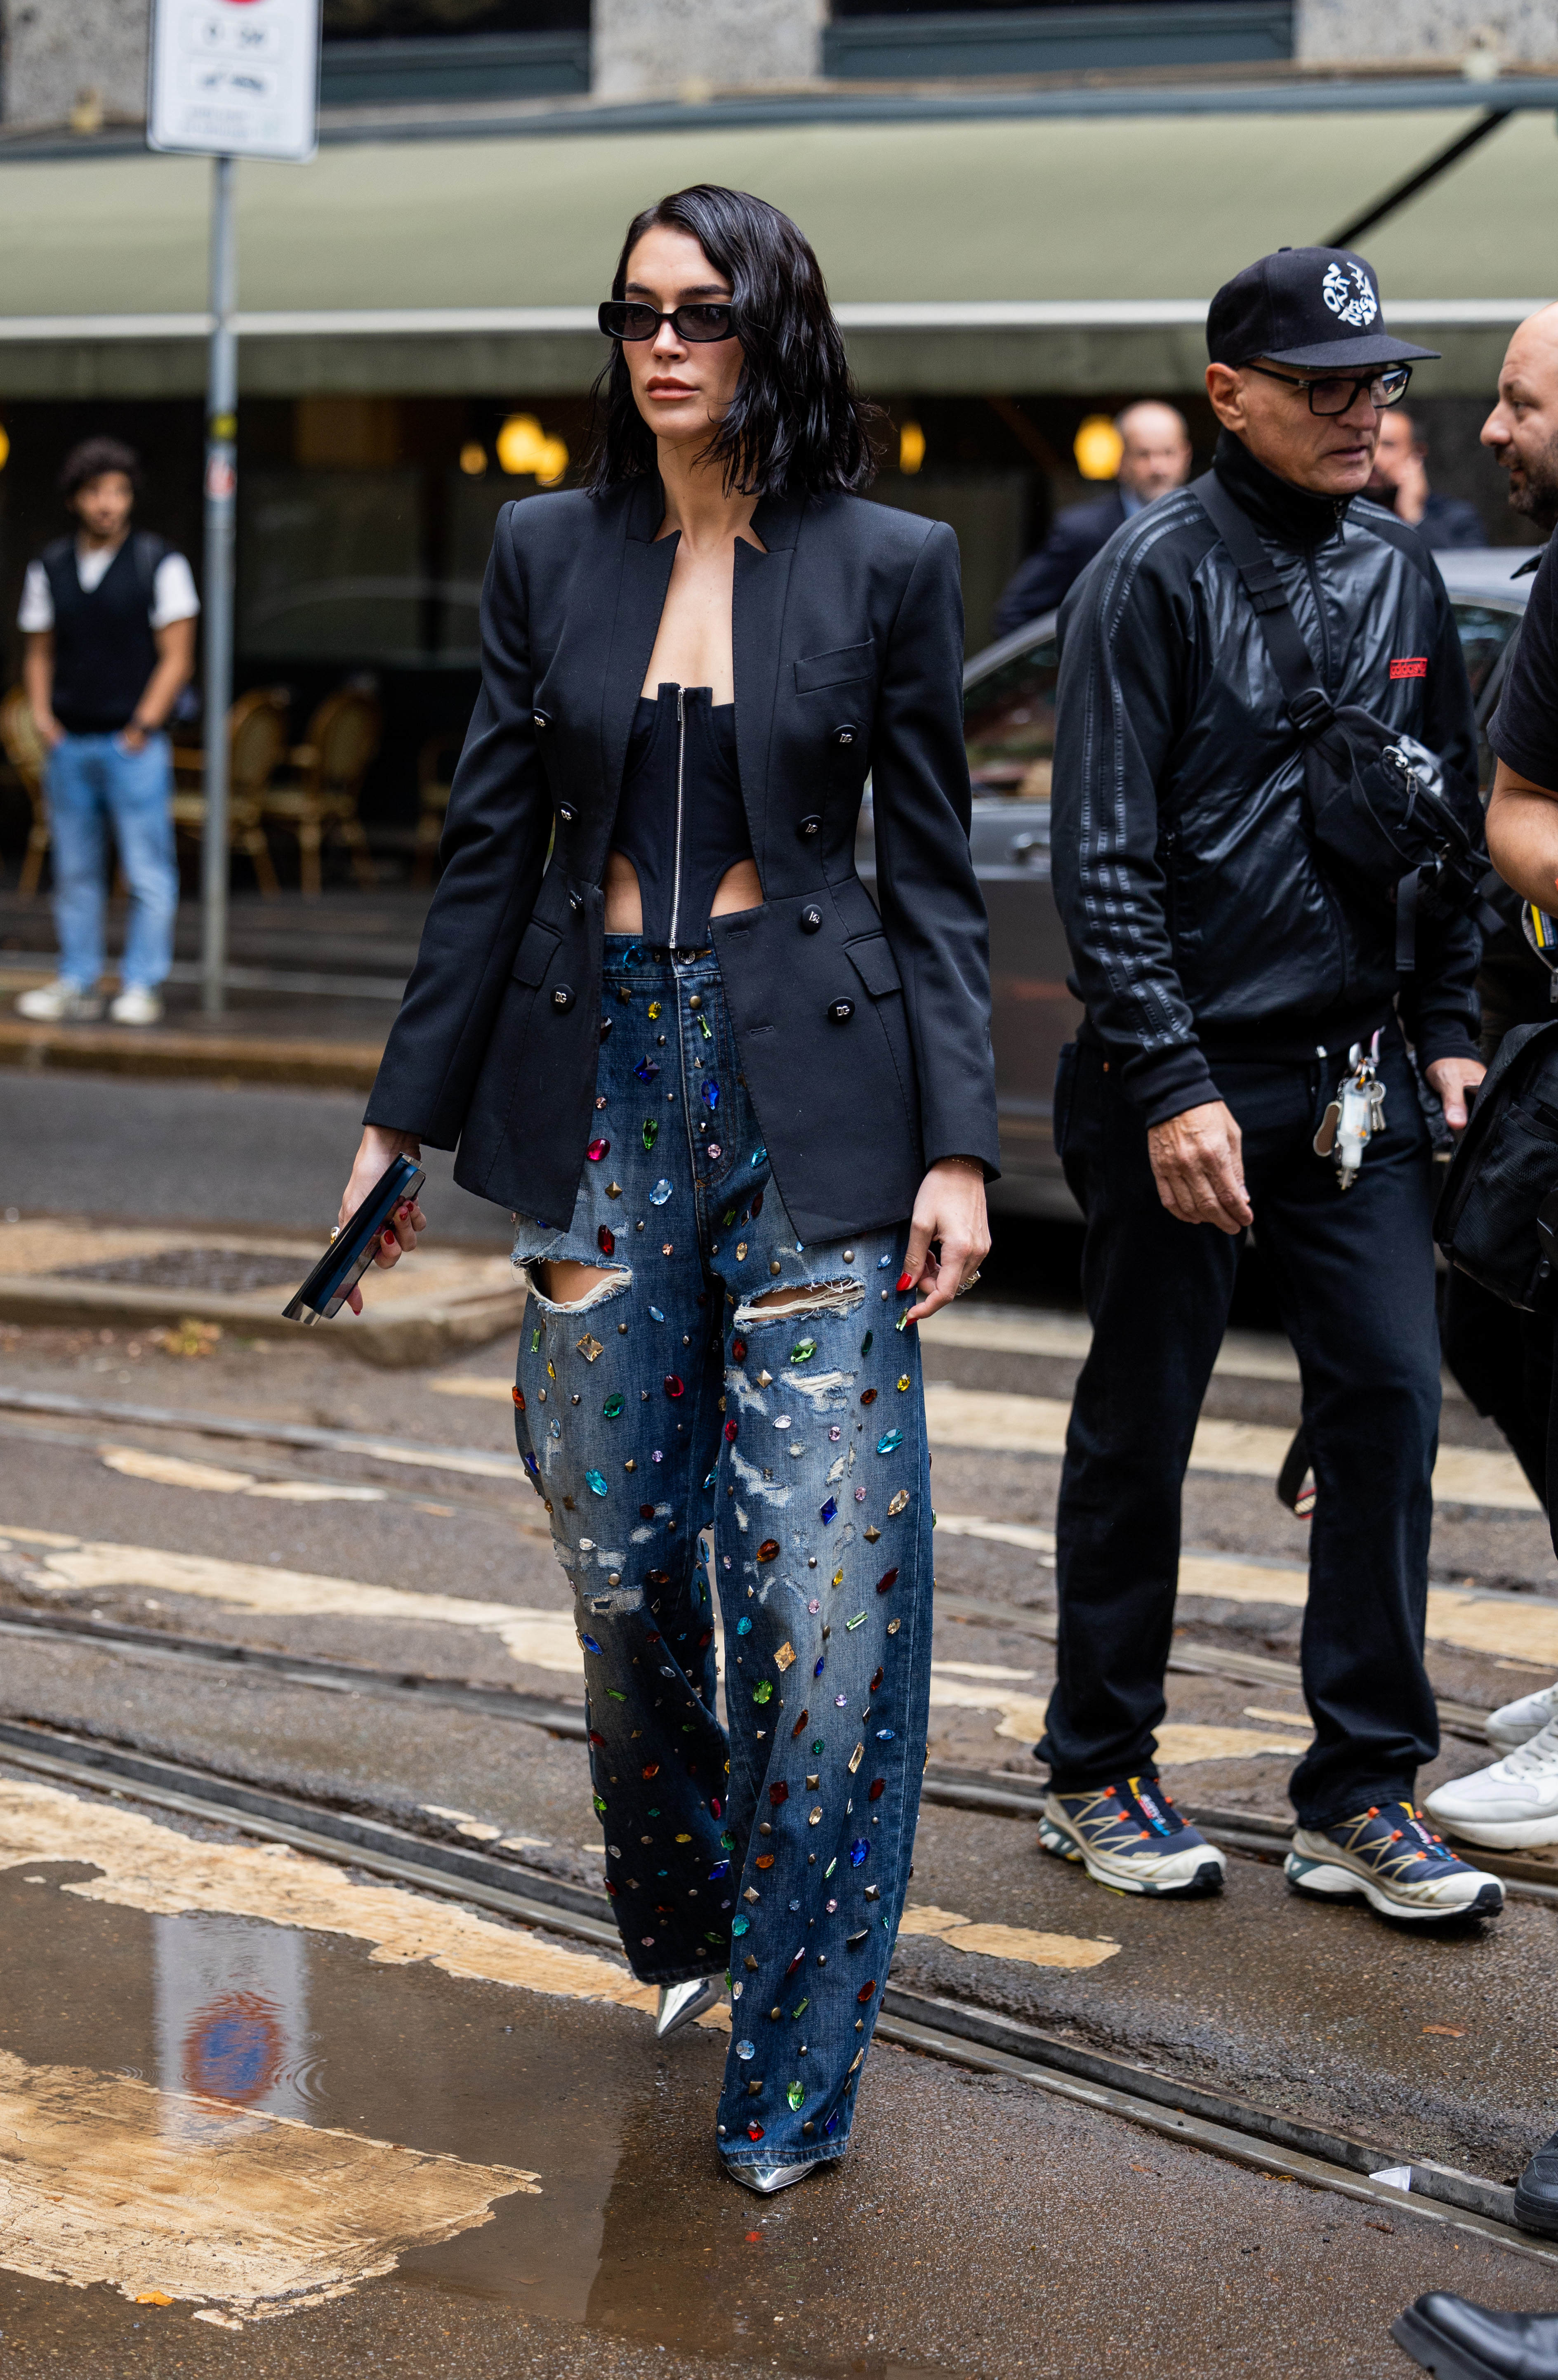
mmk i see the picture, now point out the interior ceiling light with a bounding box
[459,441,487,476]
[898,421,925,476]
[1074,415,1124,481]
[496,413,569,486]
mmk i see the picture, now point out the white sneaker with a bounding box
[108,987,163,1026]
[15,979,104,1022]
[1426,1720,1558,1848]
[1486,1679,1558,1755]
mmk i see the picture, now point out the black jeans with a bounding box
[1441,1265,1552,1512]
[1037,1033,1442,1829]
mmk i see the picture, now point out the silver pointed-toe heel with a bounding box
[723,2159,814,2196]
[654,1976,725,2038]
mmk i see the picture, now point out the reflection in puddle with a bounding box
[156,1914,317,2132]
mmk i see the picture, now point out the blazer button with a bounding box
[797,814,822,841]
[558,803,577,824]
[533,708,554,731]
[827,997,855,1024]
[800,906,823,933]
[831,725,857,748]
[551,985,576,1013]
[568,891,583,913]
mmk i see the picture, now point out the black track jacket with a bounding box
[1051,430,1483,1127]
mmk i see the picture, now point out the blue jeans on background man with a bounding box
[47,731,178,994]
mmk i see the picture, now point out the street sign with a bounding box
[148,0,321,163]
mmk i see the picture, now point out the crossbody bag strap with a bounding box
[1191,468,1334,737]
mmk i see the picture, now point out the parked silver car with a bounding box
[859,547,1536,1219]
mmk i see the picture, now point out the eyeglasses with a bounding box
[598,300,737,344]
[1246,362,1413,416]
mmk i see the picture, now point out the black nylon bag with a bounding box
[1434,1016,1558,1310]
[1194,472,1483,962]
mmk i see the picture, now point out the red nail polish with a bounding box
[896,1271,914,1293]
[382,1229,396,1245]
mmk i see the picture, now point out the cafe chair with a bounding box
[412,729,462,887]
[0,685,50,896]
[171,685,287,899]
[261,683,382,900]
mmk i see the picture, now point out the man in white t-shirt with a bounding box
[16,437,199,1026]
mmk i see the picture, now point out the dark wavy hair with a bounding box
[59,436,143,502]
[586,185,879,498]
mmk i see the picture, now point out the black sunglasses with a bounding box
[598,300,738,344]
[1246,361,1413,417]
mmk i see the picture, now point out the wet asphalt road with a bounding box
[4,1076,1558,2372]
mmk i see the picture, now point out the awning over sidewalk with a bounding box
[0,93,1552,397]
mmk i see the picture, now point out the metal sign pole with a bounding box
[201,153,238,1020]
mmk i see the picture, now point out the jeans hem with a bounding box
[1294,1781,1418,1834]
[719,2145,848,2172]
[632,1959,728,1988]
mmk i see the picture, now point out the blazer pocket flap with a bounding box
[845,934,903,1000]
[511,920,561,986]
[794,639,877,696]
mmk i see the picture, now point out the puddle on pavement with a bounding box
[0,1793,960,2376]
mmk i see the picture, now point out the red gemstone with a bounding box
[511,1386,525,1409]
[868,1779,886,1802]
[757,1540,780,1563]
[588,1729,606,1746]
[860,1389,877,1406]
[791,1710,809,1737]
[642,1763,660,1779]
[747,2124,765,2141]
[639,1503,656,1520]
[732,1337,748,1361]
[699,1628,714,1649]
[857,1981,876,2003]
[876,1567,898,1595]
[587,1139,610,1161]
[598,1225,615,1255]
[724,1419,738,1441]
[665,1375,685,1399]
[604,1880,618,1896]
[751,1191,764,1215]
[870,1667,884,1692]
[769,1781,789,1806]
[710,1796,722,1817]
[785,1951,805,1977]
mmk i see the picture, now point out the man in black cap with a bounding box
[1037,247,1503,1929]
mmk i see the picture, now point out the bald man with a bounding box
[1483,300,1558,540]
[994,400,1193,638]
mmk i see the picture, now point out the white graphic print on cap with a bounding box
[1321,260,1378,328]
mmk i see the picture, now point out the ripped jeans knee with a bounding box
[733,1276,866,1328]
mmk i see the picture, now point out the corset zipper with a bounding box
[669,685,687,950]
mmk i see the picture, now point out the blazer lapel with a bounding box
[733,492,803,870]
[594,477,676,845]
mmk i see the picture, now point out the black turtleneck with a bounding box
[1211,427,1352,551]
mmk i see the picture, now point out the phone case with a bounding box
[283,1154,425,1325]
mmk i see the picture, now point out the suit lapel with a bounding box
[733,494,803,870]
[594,479,676,845]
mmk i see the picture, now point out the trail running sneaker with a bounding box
[1286,1802,1504,1923]
[1485,1678,1558,1756]
[1037,1778,1227,1897]
[1425,1720,1558,1849]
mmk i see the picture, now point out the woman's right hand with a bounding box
[337,1125,427,1316]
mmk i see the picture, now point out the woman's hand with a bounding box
[336,1125,427,1316]
[902,1157,991,1324]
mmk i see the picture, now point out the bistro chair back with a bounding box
[261,684,382,899]
[0,685,49,896]
[170,685,288,899]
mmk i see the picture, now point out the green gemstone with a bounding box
[789,1337,817,1366]
[860,1330,873,1356]
[811,1740,824,1755]
[643,1118,660,1151]
[593,1794,607,1815]
[824,1858,837,1878]
[603,1393,624,1418]
[791,1998,808,2019]
[787,2081,804,2110]
[753,1680,773,1705]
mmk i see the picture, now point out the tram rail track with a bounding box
[0,1711,1552,2268]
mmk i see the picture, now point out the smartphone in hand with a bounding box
[283,1153,426,1326]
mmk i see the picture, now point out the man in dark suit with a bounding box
[994,399,1193,637]
[1367,403,1485,547]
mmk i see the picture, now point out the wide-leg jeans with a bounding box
[47,730,178,993]
[511,936,933,2171]
[1037,1031,1443,1830]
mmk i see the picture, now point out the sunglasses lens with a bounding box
[599,302,659,340]
[674,304,734,342]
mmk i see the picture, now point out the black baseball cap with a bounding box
[1207,246,1439,372]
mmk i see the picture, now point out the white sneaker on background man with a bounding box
[108,986,163,1026]
[1485,1678,1558,1755]
[15,978,103,1022]
[1426,1719,1558,1848]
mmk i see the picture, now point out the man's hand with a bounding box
[31,707,62,751]
[903,1158,992,1323]
[1425,1055,1486,1134]
[1147,1099,1252,1234]
[117,721,148,755]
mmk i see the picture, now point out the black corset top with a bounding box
[613,682,751,949]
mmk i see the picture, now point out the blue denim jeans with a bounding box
[511,937,933,2171]
[47,731,179,993]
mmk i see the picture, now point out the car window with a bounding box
[964,637,1058,797]
[1453,600,1523,709]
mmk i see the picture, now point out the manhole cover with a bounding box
[57,1249,306,1296]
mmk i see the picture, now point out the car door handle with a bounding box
[1009,834,1043,862]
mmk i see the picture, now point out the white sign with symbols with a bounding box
[149,0,321,162]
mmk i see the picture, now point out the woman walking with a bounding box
[338,184,997,2194]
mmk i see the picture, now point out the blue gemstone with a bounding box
[877,1253,893,1268]
[820,1497,838,1524]
[876,1428,904,1456]
[585,1468,609,1496]
[876,1727,896,1740]
[814,1657,825,1677]
[649,1306,666,1322]
[737,1616,753,1635]
[703,1468,719,1489]
[849,1839,870,1866]
[709,1861,731,1880]
[732,1915,750,1936]
[650,1179,674,1205]
[750,1147,766,1168]
[581,1634,602,1654]
[523,1453,539,1475]
[634,1057,660,1083]
[703,1079,720,1111]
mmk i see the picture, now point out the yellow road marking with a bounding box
[898,1905,1120,1968]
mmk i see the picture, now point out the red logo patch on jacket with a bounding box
[1389,656,1428,679]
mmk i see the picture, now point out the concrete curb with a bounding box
[0,1016,383,1090]
[0,1275,526,1367]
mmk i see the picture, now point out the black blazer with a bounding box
[993,488,1128,639]
[366,475,999,1243]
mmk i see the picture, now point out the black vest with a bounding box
[41,533,166,734]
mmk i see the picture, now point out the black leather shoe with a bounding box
[1517,2131,1558,2238]
[1393,2293,1558,2378]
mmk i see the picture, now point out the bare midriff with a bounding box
[603,849,763,934]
